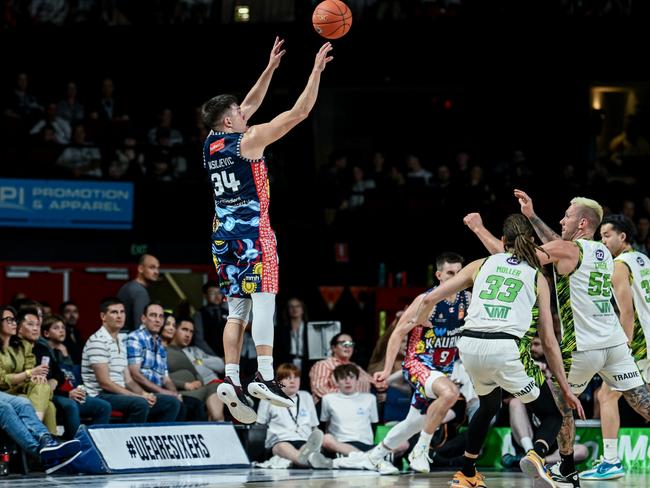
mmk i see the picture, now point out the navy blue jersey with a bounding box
[203,131,271,240]
[404,287,470,374]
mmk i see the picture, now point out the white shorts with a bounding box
[638,358,650,384]
[457,336,541,403]
[566,343,644,393]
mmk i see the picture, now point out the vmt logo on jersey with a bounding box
[638,256,646,267]
[593,299,611,314]
[506,257,520,265]
[595,249,605,261]
[484,304,511,319]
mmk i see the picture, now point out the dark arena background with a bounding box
[2,2,650,487]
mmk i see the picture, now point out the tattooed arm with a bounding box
[514,189,561,243]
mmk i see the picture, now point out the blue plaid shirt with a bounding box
[126,327,167,387]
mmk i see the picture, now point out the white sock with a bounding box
[521,436,534,452]
[416,431,433,449]
[257,355,274,381]
[603,438,619,462]
[225,364,241,386]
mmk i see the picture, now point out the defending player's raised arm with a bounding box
[464,213,505,255]
[536,273,586,420]
[514,189,561,243]
[240,37,286,120]
[374,295,425,383]
[612,260,635,343]
[537,239,579,268]
[413,259,483,327]
[240,43,333,160]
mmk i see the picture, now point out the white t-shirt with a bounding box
[257,390,318,449]
[81,325,127,397]
[320,392,378,445]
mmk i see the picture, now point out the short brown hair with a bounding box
[333,364,359,381]
[276,363,301,380]
[201,94,238,130]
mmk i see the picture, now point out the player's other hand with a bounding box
[268,36,286,70]
[463,213,484,232]
[313,43,333,73]
[563,389,586,420]
[373,370,390,384]
[514,189,535,218]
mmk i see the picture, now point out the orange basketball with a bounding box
[312,0,352,40]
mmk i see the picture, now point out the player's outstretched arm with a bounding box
[514,189,561,243]
[413,259,482,327]
[240,37,286,120]
[464,213,504,254]
[241,43,333,160]
[536,273,585,420]
[374,294,425,383]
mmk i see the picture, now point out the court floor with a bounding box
[1,469,648,488]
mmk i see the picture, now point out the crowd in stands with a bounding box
[0,0,643,28]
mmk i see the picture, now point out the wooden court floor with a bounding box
[1,468,648,487]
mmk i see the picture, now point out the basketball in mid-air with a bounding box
[312,0,352,40]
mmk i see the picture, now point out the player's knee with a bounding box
[508,397,525,415]
[597,385,617,404]
[440,385,460,407]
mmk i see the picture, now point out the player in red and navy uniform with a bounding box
[352,253,471,474]
[201,38,333,423]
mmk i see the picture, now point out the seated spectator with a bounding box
[59,301,83,365]
[81,297,181,423]
[502,337,588,468]
[0,306,55,433]
[160,312,177,347]
[503,396,588,469]
[107,136,145,180]
[55,123,102,178]
[321,364,378,455]
[147,108,184,147]
[257,363,331,469]
[177,317,224,382]
[166,317,225,421]
[56,82,85,125]
[309,333,385,404]
[30,102,71,145]
[3,72,43,122]
[274,297,310,375]
[125,302,187,418]
[38,315,111,439]
[192,280,229,357]
[367,313,411,422]
[406,154,432,186]
[0,390,82,473]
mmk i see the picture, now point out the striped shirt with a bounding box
[308,357,372,403]
[126,327,168,387]
[81,326,127,397]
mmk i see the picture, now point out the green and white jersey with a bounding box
[616,249,650,361]
[554,239,627,353]
[464,252,538,338]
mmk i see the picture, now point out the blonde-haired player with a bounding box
[579,214,650,480]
